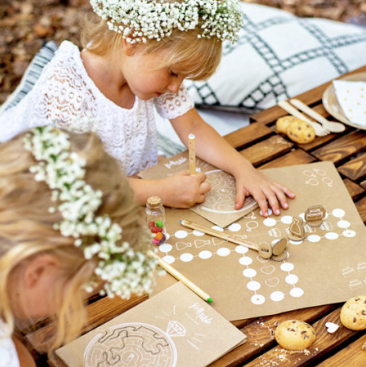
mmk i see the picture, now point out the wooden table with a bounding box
[22,65,366,366]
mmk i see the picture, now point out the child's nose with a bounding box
[167,77,184,93]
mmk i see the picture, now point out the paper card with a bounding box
[138,151,258,227]
[333,80,366,126]
[152,161,366,321]
[56,283,246,367]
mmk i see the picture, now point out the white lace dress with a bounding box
[0,41,194,176]
[0,320,20,367]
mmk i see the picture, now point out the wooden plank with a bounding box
[316,333,366,367]
[26,294,148,354]
[299,132,340,152]
[312,131,366,164]
[207,304,337,367]
[259,149,316,169]
[338,153,366,181]
[355,196,366,224]
[239,135,293,166]
[242,307,358,367]
[343,179,365,201]
[224,122,273,150]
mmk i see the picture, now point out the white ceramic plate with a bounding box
[322,72,366,130]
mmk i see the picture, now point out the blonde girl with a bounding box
[0,0,294,216]
[0,126,156,366]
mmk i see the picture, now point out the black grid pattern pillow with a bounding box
[186,3,366,113]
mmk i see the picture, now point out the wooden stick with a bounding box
[148,250,213,303]
[188,133,196,175]
[180,219,273,259]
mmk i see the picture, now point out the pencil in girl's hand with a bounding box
[188,133,196,175]
[148,250,213,303]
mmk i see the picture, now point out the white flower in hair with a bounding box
[91,0,243,43]
[24,126,158,299]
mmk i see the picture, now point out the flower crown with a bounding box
[23,126,158,299]
[90,0,243,43]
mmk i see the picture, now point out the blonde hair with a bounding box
[81,12,222,81]
[0,130,149,351]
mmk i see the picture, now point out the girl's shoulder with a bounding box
[0,320,20,367]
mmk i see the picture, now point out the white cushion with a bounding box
[186,3,366,113]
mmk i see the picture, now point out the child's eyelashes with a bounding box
[170,70,179,77]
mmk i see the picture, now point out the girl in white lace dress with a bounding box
[0,127,156,366]
[0,0,294,216]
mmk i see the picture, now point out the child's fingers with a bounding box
[200,181,211,194]
[253,190,270,217]
[274,181,296,199]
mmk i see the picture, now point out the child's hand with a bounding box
[162,171,211,208]
[234,168,295,217]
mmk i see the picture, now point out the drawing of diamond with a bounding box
[166,321,186,337]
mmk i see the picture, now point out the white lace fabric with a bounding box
[0,320,20,367]
[0,41,194,176]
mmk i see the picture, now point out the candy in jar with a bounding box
[146,196,166,245]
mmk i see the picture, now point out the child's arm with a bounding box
[128,171,211,208]
[170,108,295,217]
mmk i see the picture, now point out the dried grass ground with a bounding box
[1,0,366,105]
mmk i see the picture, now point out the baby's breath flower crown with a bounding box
[90,0,243,44]
[23,126,158,299]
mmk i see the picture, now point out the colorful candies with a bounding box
[149,221,166,245]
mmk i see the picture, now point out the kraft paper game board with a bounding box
[146,161,366,321]
[138,151,258,227]
[56,283,246,367]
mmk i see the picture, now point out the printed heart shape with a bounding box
[265,278,279,287]
[325,322,339,334]
[261,265,276,275]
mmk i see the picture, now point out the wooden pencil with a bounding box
[188,133,196,175]
[148,250,213,303]
[180,219,273,259]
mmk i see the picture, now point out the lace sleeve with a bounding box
[154,83,194,120]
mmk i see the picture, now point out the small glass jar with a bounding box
[146,196,166,245]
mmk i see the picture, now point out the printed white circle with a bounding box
[285,274,299,285]
[332,208,345,218]
[337,220,350,229]
[239,256,253,266]
[212,225,224,232]
[159,244,173,253]
[235,245,249,254]
[198,250,212,259]
[270,291,285,302]
[263,218,276,227]
[281,262,294,272]
[165,233,170,240]
[281,216,293,224]
[260,209,273,216]
[175,230,188,239]
[299,213,305,221]
[193,230,205,236]
[180,253,194,262]
[290,287,304,298]
[243,268,257,278]
[217,247,231,257]
[325,232,338,240]
[247,280,261,291]
[307,235,321,243]
[163,255,175,264]
[228,223,241,232]
[289,239,304,245]
[251,294,265,305]
[343,230,356,238]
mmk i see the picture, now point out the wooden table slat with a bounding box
[224,122,273,149]
[338,152,366,181]
[240,135,293,166]
[316,333,366,367]
[343,179,366,200]
[208,304,338,367]
[355,196,366,224]
[312,131,366,164]
[259,149,316,169]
